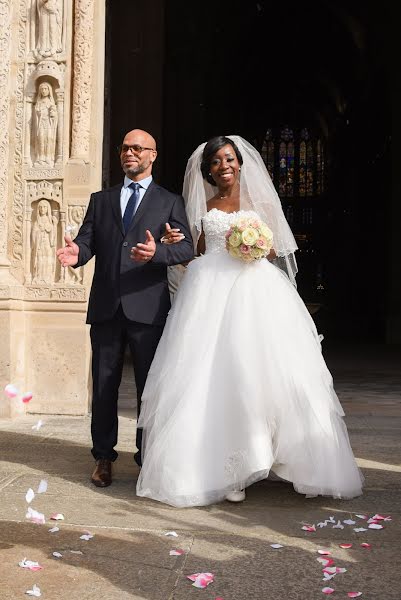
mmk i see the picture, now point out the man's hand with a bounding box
[160,222,185,245]
[56,234,79,267]
[130,230,156,263]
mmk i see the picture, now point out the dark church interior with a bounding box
[103,0,396,345]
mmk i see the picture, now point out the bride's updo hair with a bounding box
[201,136,243,186]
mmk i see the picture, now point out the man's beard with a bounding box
[124,161,149,177]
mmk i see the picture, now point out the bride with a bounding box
[136,135,363,507]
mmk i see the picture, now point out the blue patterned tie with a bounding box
[123,182,141,233]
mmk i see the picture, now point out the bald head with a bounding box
[120,129,158,181]
[124,129,157,151]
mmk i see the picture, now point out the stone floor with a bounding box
[0,343,400,599]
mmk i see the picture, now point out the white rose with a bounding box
[241,227,259,246]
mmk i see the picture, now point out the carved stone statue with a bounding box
[65,206,85,284]
[36,0,63,58]
[31,199,58,284]
[33,81,58,167]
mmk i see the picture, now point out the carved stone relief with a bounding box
[29,0,65,60]
[70,0,95,159]
[64,205,85,285]
[25,180,62,285]
[31,198,59,284]
[0,0,12,266]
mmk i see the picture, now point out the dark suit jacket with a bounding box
[74,181,194,325]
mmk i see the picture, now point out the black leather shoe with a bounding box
[134,452,142,467]
[91,459,112,487]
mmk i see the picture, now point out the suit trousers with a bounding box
[90,305,164,461]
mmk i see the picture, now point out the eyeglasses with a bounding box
[117,144,156,155]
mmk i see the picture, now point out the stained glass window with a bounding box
[316,139,325,194]
[261,129,275,180]
[260,127,326,198]
[278,127,294,197]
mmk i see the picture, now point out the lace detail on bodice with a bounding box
[202,209,259,255]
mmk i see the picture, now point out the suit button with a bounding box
[122,241,128,247]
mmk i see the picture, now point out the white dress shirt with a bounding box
[120,175,153,218]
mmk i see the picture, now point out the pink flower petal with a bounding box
[322,587,335,594]
[317,558,335,567]
[347,593,362,598]
[302,524,316,532]
[371,514,387,521]
[187,573,215,589]
[50,513,65,521]
[323,567,337,575]
[355,514,367,520]
[318,550,331,555]
[360,543,371,549]
[4,383,19,398]
[169,549,185,556]
[339,543,353,549]
[22,392,33,403]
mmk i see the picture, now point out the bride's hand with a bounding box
[160,222,185,245]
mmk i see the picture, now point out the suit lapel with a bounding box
[109,184,125,236]
[129,181,158,232]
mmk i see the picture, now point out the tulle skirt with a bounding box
[136,252,363,507]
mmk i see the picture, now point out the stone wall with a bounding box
[0,0,105,417]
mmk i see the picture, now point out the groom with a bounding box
[56,129,193,486]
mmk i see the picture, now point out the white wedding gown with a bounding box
[136,209,363,507]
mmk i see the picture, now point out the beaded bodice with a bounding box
[202,208,258,255]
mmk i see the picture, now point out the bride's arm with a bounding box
[196,231,205,256]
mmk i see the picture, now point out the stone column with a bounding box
[70,0,94,161]
[55,89,64,165]
[0,0,14,282]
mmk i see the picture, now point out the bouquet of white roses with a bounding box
[225,216,274,262]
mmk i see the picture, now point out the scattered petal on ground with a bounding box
[26,507,45,525]
[22,392,33,404]
[355,514,367,520]
[343,519,356,525]
[70,550,83,555]
[336,567,347,574]
[339,544,353,549]
[48,526,59,533]
[302,524,316,532]
[165,531,178,537]
[4,384,19,398]
[50,513,65,521]
[360,543,371,549]
[25,488,35,504]
[80,533,94,541]
[187,573,215,589]
[333,520,344,529]
[371,514,389,521]
[52,552,63,558]
[32,420,44,431]
[19,559,43,571]
[37,480,47,494]
[270,544,284,549]
[317,558,335,568]
[322,587,335,594]
[26,584,41,597]
[368,523,383,530]
[353,528,368,533]
[318,550,331,555]
[347,593,362,598]
[317,522,328,528]
[323,567,337,575]
[169,549,185,556]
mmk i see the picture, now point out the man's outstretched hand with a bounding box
[130,230,156,263]
[56,234,79,268]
